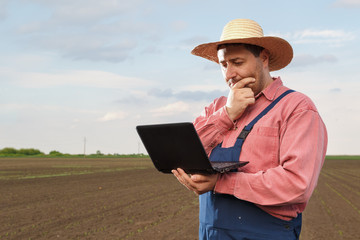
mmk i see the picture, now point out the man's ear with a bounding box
[260,49,270,67]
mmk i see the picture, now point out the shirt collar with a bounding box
[256,77,284,101]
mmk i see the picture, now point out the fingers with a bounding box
[172,168,219,195]
[172,168,194,192]
[191,174,209,183]
[176,168,193,184]
[231,77,256,89]
[226,77,256,121]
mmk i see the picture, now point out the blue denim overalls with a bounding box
[199,90,302,240]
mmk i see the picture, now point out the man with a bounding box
[172,19,327,239]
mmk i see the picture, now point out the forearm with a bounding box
[216,162,321,206]
[193,101,234,154]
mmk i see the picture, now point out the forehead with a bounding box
[217,44,253,61]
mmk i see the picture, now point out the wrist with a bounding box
[225,106,235,121]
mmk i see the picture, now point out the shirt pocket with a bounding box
[242,125,280,172]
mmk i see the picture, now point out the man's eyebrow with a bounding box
[220,57,245,63]
[229,57,245,62]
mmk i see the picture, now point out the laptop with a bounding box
[136,122,249,174]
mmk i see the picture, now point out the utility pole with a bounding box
[83,137,86,158]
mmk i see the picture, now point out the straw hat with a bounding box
[191,19,293,71]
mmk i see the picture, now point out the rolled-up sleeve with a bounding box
[193,97,234,154]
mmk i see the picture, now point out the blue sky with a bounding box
[0,0,359,155]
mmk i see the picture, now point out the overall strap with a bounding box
[238,89,295,140]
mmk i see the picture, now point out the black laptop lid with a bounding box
[136,122,214,174]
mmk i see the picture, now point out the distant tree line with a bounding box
[0,147,147,158]
[0,147,44,156]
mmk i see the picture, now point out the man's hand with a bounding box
[171,168,219,195]
[226,77,256,121]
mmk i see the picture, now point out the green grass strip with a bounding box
[325,155,360,160]
[0,166,149,180]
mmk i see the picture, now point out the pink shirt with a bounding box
[193,77,328,220]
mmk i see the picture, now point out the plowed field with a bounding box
[0,158,359,239]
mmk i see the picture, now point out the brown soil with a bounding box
[300,160,360,240]
[0,158,359,239]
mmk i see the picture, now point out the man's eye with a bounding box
[234,62,243,66]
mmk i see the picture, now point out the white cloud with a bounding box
[0,0,9,21]
[333,0,360,7]
[0,103,99,115]
[150,101,190,117]
[4,69,153,89]
[0,54,54,71]
[296,29,348,38]
[178,36,210,51]
[290,54,338,67]
[179,83,227,92]
[21,0,144,24]
[14,0,159,62]
[271,29,356,46]
[97,112,128,122]
[16,29,139,62]
[171,20,188,31]
[147,87,227,101]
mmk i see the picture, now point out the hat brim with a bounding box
[191,36,293,71]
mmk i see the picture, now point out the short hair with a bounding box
[217,43,264,57]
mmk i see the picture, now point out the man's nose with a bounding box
[225,64,236,81]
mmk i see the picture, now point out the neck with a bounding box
[263,73,274,89]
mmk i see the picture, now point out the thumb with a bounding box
[191,174,207,182]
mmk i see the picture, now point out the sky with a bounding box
[0,0,359,155]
